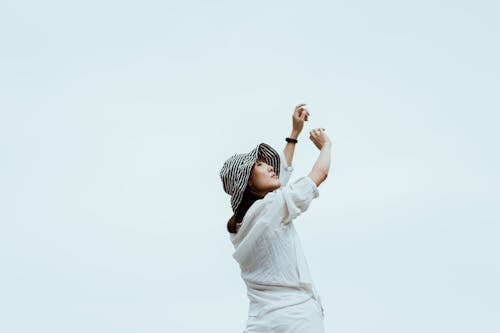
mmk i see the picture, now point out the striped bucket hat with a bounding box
[220,143,281,213]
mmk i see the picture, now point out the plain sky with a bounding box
[1,0,499,332]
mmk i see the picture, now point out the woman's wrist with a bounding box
[322,142,332,149]
[289,129,300,139]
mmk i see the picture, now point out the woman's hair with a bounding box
[227,159,269,233]
[227,186,263,233]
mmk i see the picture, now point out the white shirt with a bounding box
[229,153,323,317]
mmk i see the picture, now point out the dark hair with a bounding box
[227,186,263,233]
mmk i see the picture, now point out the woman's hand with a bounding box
[284,103,309,167]
[292,103,310,135]
[309,128,331,150]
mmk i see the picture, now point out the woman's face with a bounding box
[248,158,281,196]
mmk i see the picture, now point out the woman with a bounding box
[219,104,332,332]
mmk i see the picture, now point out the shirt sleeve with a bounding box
[280,176,319,224]
[254,175,319,228]
[278,151,293,186]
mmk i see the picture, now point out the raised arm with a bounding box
[308,128,332,187]
[283,103,310,167]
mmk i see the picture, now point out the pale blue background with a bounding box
[1,1,498,332]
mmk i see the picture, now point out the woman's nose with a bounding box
[268,165,274,171]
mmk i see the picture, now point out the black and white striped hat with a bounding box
[220,143,281,213]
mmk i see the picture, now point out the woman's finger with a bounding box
[295,107,305,117]
[304,111,309,121]
[300,111,307,120]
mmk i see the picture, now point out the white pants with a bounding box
[244,297,325,333]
